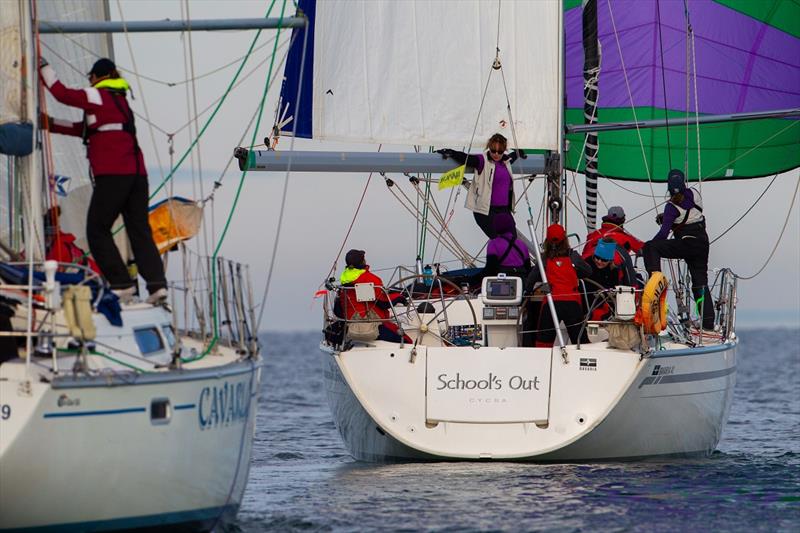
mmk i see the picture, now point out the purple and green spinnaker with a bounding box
[564,0,800,182]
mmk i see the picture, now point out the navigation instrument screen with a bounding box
[481,276,523,306]
[488,280,515,299]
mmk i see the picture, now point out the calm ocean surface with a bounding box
[232,328,800,532]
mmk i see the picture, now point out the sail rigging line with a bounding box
[199,93,267,208]
[710,173,779,245]
[737,173,800,281]
[690,13,702,192]
[605,0,659,213]
[224,0,290,343]
[114,0,166,182]
[407,178,475,265]
[141,43,292,140]
[145,10,272,202]
[177,0,285,359]
[40,36,293,162]
[655,0,673,169]
[181,0,212,264]
[29,1,54,260]
[31,0,59,252]
[386,174,474,265]
[681,0,703,191]
[39,17,282,88]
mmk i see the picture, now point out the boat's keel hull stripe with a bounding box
[638,365,736,389]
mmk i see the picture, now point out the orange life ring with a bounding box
[641,272,668,334]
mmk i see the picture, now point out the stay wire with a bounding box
[182,0,284,359]
[42,18,281,89]
[605,0,659,212]
[115,0,166,182]
[255,9,311,332]
[710,173,778,245]
[655,0,673,168]
[737,172,800,280]
[324,148,380,284]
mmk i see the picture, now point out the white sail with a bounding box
[39,0,114,248]
[0,2,22,125]
[0,1,24,251]
[0,0,113,254]
[302,0,562,149]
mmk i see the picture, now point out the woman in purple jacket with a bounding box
[437,133,524,239]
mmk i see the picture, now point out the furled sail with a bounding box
[0,0,114,254]
[38,0,114,250]
[564,0,800,182]
[279,0,563,151]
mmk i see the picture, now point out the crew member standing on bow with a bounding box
[39,57,166,303]
[643,169,715,329]
[437,133,524,239]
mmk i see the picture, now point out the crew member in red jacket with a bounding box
[39,57,166,304]
[338,249,409,343]
[582,206,643,265]
[525,224,591,347]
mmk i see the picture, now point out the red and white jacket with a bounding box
[40,65,146,178]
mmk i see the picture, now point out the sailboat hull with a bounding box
[320,341,736,462]
[0,359,260,532]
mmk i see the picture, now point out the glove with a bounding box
[435,148,454,159]
[39,56,48,68]
[539,282,551,295]
[517,148,527,159]
[38,112,50,129]
[655,213,664,225]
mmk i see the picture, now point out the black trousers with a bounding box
[473,206,512,239]
[643,235,715,329]
[537,300,589,345]
[87,174,166,293]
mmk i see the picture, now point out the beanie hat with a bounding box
[345,249,366,268]
[594,238,616,261]
[88,58,116,78]
[545,223,566,243]
[603,205,626,223]
[667,169,686,196]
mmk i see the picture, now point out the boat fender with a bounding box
[63,286,97,341]
[641,272,668,334]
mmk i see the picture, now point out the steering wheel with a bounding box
[580,278,617,320]
[388,275,480,347]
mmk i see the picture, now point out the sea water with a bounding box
[233,328,799,531]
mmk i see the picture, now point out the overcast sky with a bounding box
[103,0,799,331]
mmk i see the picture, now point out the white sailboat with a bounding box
[0,1,299,529]
[236,0,798,462]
